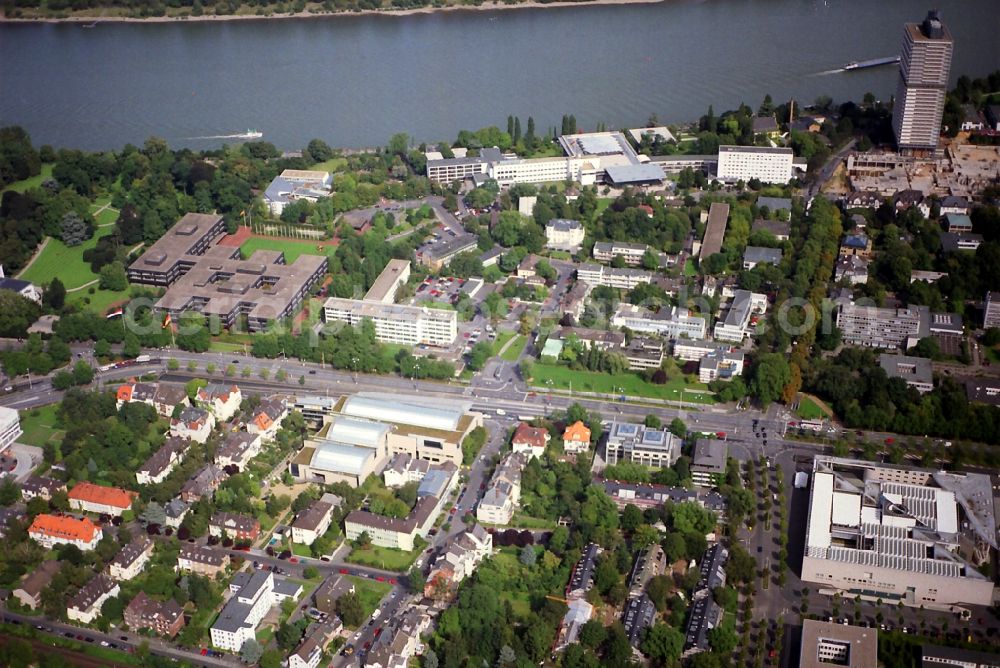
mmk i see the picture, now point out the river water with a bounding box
[1,0,997,151]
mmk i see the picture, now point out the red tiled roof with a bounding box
[513,423,549,449]
[68,482,138,510]
[29,514,100,542]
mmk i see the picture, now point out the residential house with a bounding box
[939,196,970,216]
[115,381,158,411]
[215,431,262,470]
[843,191,882,209]
[109,537,154,581]
[20,475,66,501]
[382,453,432,488]
[627,544,668,597]
[291,498,336,546]
[195,383,242,422]
[67,574,120,624]
[180,464,228,503]
[124,591,185,638]
[839,234,873,258]
[940,232,983,252]
[476,452,528,525]
[623,594,657,647]
[153,385,190,418]
[511,422,550,459]
[567,543,601,599]
[893,190,931,217]
[289,622,340,668]
[313,574,355,615]
[742,246,782,270]
[13,560,61,610]
[210,570,275,652]
[834,255,870,285]
[28,514,102,551]
[555,599,594,651]
[545,219,585,252]
[751,219,791,241]
[878,353,934,393]
[170,406,215,444]
[945,213,973,233]
[137,436,189,485]
[562,421,591,454]
[209,512,260,543]
[247,398,287,441]
[424,525,493,598]
[68,482,138,517]
[176,545,229,577]
[751,116,780,137]
[263,170,332,215]
[164,497,190,528]
[0,273,42,303]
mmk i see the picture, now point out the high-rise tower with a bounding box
[891,10,953,156]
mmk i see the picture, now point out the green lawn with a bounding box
[347,576,394,618]
[209,341,247,353]
[595,198,614,218]
[683,258,698,277]
[418,300,455,311]
[530,362,715,403]
[20,226,115,289]
[310,157,348,172]
[345,544,420,571]
[256,626,275,645]
[240,236,332,263]
[18,404,63,448]
[796,395,827,420]
[509,511,558,529]
[92,205,119,227]
[292,542,313,558]
[499,334,526,362]
[66,285,129,313]
[491,330,516,356]
[1,163,53,194]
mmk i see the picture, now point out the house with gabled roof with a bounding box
[170,406,215,443]
[196,383,242,422]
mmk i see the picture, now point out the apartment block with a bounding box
[67,574,120,624]
[716,146,794,184]
[892,11,953,154]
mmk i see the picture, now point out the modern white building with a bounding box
[612,303,708,340]
[713,290,767,342]
[364,259,411,304]
[263,169,332,215]
[211,571,275,652]
[716,146,794,184]
[324,298,457,347]
[576,263,653,290]
[169,407,216,444]
[836,302,928,349]
[892,11,953,155]
[878,353,933,393]
[698,349,745,383]
[0,406,22,455]
[604,421,680,468]
[801,456,996,608]
[0,271,43,304]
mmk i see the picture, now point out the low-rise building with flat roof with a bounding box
[920,644,1000,667]
[691,439,728,488]
[799,620,877,668]
[612,303,707,340]
[713,290,767,342]
[592,241,674,268]
[263,169,331,215]
[364,259,411,304]
[417,234,479,271]
[604,421,679,468]
[751,218,791,241]
[324,298,457,347]
[576,263,653,290]
[698,349,744,383]
[879,353,933,393]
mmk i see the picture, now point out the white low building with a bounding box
[0,406,22,455]
[323,299,457,347]
[545,219,585,251]
[713,290,767,342]
[612,303,708,340]
[291,498,337,546]
[698,349,745,383]
[169,407,215,444]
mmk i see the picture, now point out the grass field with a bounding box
[347,576,394,619]
[18,405,62,448]
[20,226,115,289]
[499,334,526,362]
[240,236,332,263]
[796,395,827,420]
[66,285,129,313]
[92,205,119,227]
[345,544,420,571]
[595,198,614,218]
[683,258,698,277]
[1,164,53,194]
[310,157,348,172]
[491,330,516,356]
[530,363,715,403]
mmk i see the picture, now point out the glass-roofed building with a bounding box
[604,421,680,468]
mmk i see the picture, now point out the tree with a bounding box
[621,503,644,532]
[259,650,283,668]
[644,414,661,429]
[671,502,715,535]
[578,619,607,649]
[645,574,672,611]
[302,565,320,580]
[337,591,365,627]
[60,211,92,246]
[668,417,686,438]
[99,261,128,291]
[0,290,41,338]
[239,639,263,664]
[519,545,537,566]
[44,277,66,310]
[467,341,492,371]
[750,352,791,405]
[641,623,684,666]
[0,638,35,668]
[707,623,738,653]
[71,359,94,385]
[0,476,19,505]
[725,544,756,584]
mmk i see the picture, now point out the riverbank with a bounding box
[0,0,663,24]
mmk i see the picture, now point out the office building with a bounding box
[879,353,933,393]
[892,11,954,155]
[920,645,1000,668]
[801,456,996,608]
[67,573,120,624]
[0,406,21,455]
[691,439,727,488]
[699,349,745,383]
[716,146,794,184]
[984,292,1000,329]
[417,233,479,271]
[128,213,327,331]
[836,302,927,349]
[576,263,653,290]
[592,241,674,268]
[604,421,679,468]
[612,303,707,340]
[364,259,410,304]
[713,290,767,342]
[263,169,331,215]
[211,571,275,652]
[324,298,457,347]
[545,219,585,252]
[799,620,877,668]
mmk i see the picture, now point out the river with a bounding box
[1,0,997,151]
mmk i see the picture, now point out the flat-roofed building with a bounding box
[648,154,717,175]
[801,455,996,608]
[984,292,1000,330]
[0,406,21,455]
[713,290,767,342]
[699,203,729,259]
[592,241,674,268]
[716,146,794,184]
[576,263,653,290]
[623,337,665,370]
[324,298,457,347]
[892,11,953,155]
[263,169,331,215]
[799,620,877,668]
[417,234,480,271]
[210,570,274,652]
[426,156,488,183]
[68,574,120,624]
[128,213,327,331]
[673,338,728,362]
[691,439,727,488]
[920,644,1000,668]
[604,421,679,468]
[363,259,410,304]
[836,302,928,349]
[879,353,933,393]
[698,349,745,383]
[612,303,707,340]
[966,379,1000,406]
[291,417,389,488]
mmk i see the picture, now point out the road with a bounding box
[806,138,856,199]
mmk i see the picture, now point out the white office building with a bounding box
[0,406,22,455]
[211,571,275,652]
[324,298,457,347]
[612,303,708,340]
[713,290,767,342]
[576,263,653,290]
[801,456,995,608]
[716,146,794,184]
